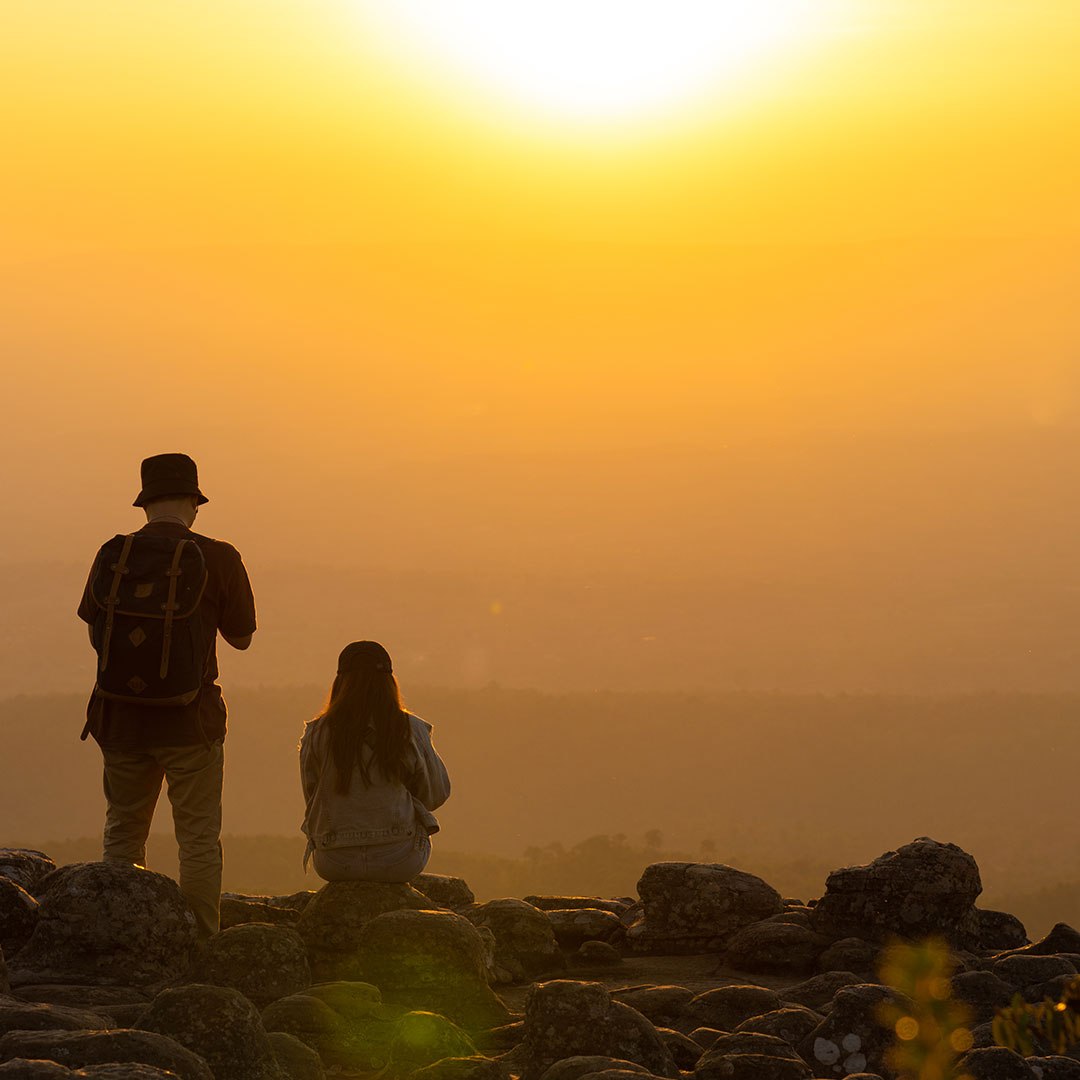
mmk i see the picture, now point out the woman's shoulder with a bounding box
[301,715,327,744]
[406,712,434,738]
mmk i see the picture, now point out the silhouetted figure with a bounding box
[300,641,450,882]
[77,453,257,939]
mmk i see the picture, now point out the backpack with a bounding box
[88,532,210,706]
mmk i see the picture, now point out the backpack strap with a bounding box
[159,538,189,679]
[99,533,136,673]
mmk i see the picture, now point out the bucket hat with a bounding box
[133,453,209,508]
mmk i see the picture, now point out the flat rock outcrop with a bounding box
[13,864,196,988]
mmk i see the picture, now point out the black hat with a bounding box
[337,640,393,675]
[133,453,209,508]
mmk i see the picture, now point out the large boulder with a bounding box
[413,875,476,910]
[797,984,915,1079]
[0,851,56,893]
[342,909,510,1031]
[506,980,678,1080]
[461,900,565,983]
[950,970,1015,1024]
[0,1029,213,1080]
[724,921,829,976]
[0,878,39,958]
[183,923,310,1006]
[295,882,431,983]
[810,839,982,946]
[138,983,283,1080]
[262,981,405,1072]
[972,910,1028,952]
[630,864,783,954]
[13,864,196,987]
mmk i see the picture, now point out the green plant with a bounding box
[878,939,974,1080]
[993,976,1080,1056]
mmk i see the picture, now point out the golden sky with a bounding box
[2,1,1078,583]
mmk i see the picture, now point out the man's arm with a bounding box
[217,543,257,652]
[222,632,252,651]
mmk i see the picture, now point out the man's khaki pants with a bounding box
[101,741,224,940]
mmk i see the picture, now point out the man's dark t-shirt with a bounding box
[78,521,256,750]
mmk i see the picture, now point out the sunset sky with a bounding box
[2,2,1079,692]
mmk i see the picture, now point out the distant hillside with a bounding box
[5,687,1080,918]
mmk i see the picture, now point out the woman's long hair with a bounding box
[316,667,411,795]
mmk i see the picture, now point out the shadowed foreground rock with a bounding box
[0,1064,181,1078]
[137,983,283,1080]
[505,980,678,1080]
[182,923,310,1006]
[0,1029,213,1080]
[13,864,196,988]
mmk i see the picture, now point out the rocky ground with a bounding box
[1,837,1078,1080]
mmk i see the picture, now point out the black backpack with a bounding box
[89,533,210,706]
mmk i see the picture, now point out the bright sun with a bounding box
[355,1,857,123]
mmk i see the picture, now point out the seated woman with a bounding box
[300,640,450,882]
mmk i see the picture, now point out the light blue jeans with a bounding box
[312,831,431,883]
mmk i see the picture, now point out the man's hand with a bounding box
[222,633,253,651]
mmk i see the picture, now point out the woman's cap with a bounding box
[337,640,393,675]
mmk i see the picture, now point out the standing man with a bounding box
[77,453,256,939]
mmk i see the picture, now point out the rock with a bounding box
[957,1046,1038,1079]
[0,852,56,894]
[0,879,39,959]
[388,1011,477,1074]
[1003,925,1080,959]
[538,1058,650,1080]
[579,942,622,965]
[475,1022,523,1055]
[11,988,150,1010]
[610,987,694,1028]
[724,922,829,976]
[262,982,405,1072]
[993,955,1077,988]
[950,970,1018,1023]
[631,865,783,955]
[658,1028,703,1069]
[1028,1057,1080,1080]
[137,984,283,1080]
[219,897,301,931]
[13,864,196,988]
[0,1030,213,1080]
[797,984,914,1080]
[684,987,782,1032]
[816,938,879,977]
[695,1033,810,1080]
[461,900,565,983]
[267,1032,325,1080]
[79,1068,183,1078]
[507,981,677,1080]
[413,875,476,910]
[0,951,7,997]
[342,909,510,1031]
[735,1008,823,1047]
[182,923,310,1006]
[810,838,982,946]
[295,882,431,983]
[412,1056,512,1080]
[547,910,623,949]
[781,972,865,1010]
[0,997,113,1036]
[525,898,630,916]
[688,1030,725,1050]
[973,909,1028,952]
[0,1061,72,1078]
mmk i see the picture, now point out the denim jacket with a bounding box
[299,712,450,867]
